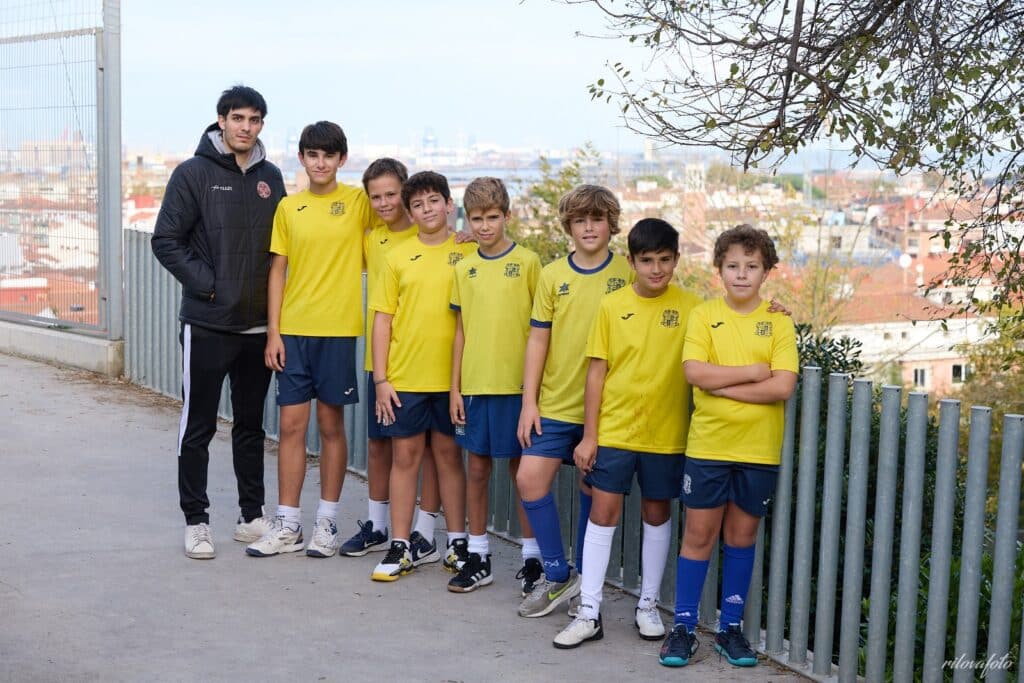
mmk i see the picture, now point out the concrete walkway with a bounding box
[0,353,805,682]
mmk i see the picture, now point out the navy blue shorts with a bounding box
[365,372,386,440]
[380,391,454,438]
[520,417,583,465]
[680,457,779,518]
[276,336,358,406]
[457,394,522,458]
[584,446,684,500]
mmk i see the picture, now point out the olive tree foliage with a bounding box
[571,0,1024,318]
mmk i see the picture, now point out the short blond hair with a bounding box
[463,176,510,214]
[557,184,621,235]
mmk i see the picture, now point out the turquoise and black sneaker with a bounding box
[714,624,758,667]
[659,625,698,667]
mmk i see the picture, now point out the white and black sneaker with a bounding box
[371,541,413,582]
[553,614,604,649]
[305,518,340,558]
[447,552,493,593]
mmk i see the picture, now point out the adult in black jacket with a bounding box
[152,85,285,560]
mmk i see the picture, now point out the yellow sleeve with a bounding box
[530,268,555,326]
[585,300,611,360]
[771,315,800,373]
[682,307,711,363]
[450,266,463,310]
[269,203,289,256]
[362,229,370,272]
[371,256,399,315]
[526,253,541,299]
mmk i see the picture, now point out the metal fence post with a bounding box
[98,0,123,340]
[788,366,821,666]
[865,385,902,682]
[766,394,798,653]
[922,399,961,681]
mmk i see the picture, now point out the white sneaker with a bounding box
[233,514,274,543]
[553,614,604,649]
[306,518,340,558]
[245,519,304,557]
[184,523,215,560]
[635,605,666,640]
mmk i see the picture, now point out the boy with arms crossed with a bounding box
[659,224,797,667]
[370,171,475,582]
[515,185,633,618]
[554,218,701,648]
[339,159,444,562]
[448,177,543,593]
[246,121,371,558]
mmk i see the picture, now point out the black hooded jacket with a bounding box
[151,123,286,332]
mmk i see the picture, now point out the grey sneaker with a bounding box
[184,523,215,560]
[567,595,581,618]
[518,569,581,618]
[233,514,274,543]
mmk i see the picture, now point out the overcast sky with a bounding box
[121,0,656,155]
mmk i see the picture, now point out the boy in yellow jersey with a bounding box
[515,185,632,619]
[659,224,798,668]
[369,171,475,582]
[338,158,444,566]
[447,177,542,594]
[552,218,701,648]
[246,121,371,558]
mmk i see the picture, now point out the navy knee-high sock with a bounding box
[521,493,570,583]
[719,543,756,628]
[674,556,711,629]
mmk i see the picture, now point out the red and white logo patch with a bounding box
[256,181,271,199]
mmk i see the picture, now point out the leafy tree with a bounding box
[573,0,1024,321]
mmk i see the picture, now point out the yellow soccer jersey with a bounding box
[531,251,633,424]
[270,184,374,336]
[450,243,541,395]
[682,298,799,464]
[362,223,419,371]
[586,284,701,454]
[369,234,475,392]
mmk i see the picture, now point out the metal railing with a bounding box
[124,227,1023,681]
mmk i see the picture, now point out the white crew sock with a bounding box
[316,498,340,524]
[413,508,438,539]
[447,531,468,546]
[276,505,301,532]
[521,537,541,561]
[368,499,389,532]
[468,534,490,556]
[638,520,671,608]
[579,521,616,620]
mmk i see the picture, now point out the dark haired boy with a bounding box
[152,85,285,560]
[246,121,374,558]
[553,218,701,648]
[370,171,475,582]
[339,159,444,561]
[515,184,633,618]
[660,224,797,667]
[447,177,542,593]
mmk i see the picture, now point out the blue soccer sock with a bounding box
[674,555,711,630]
[521,493,570,583]
[719,543,756,628]
[575,490,593,571]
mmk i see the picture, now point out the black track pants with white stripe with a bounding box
[177,323,272,525]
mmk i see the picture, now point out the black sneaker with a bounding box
[447,552,493,593]
[443,537,469,573]
[714,625,757,667]
[515,558,543,597]
[339,520,388,557]
[409,531,440,566]
[659,625,698,667]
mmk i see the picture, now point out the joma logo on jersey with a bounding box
[468,267,478,278]
[661,309,680,328]
[504,263,521,278]
[756,321,773,337]
[330,201,345,216]
[448,253,464,266]
[606,277,626,293]
[557,282,570,296]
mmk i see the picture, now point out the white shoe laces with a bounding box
[189,524,212,547]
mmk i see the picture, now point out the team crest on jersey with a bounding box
[756,321,773,337]
[256,181,271,199]
[448,252,464,266]
[606,277,626,293]
[330,201,345,216]
[468,266,478,279]
[557,282,570,296]
[504,263,521,278]
[661,309,680,328]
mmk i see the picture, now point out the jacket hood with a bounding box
[195,122,267,173]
